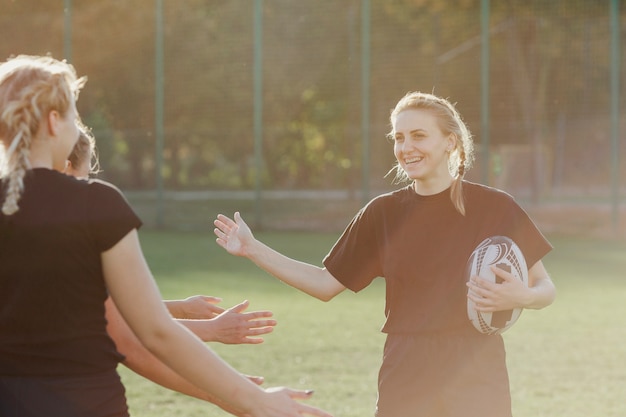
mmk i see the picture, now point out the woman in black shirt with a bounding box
[214,91,556,417]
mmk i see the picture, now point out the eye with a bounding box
[393,134,404,143]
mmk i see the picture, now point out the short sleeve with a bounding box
[505,201,553,268]
[323,203,383,292]
[86,180,142,252]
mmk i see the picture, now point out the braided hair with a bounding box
[387,91,475,215]
[0,55,85,215]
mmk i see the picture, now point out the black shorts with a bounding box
[0,368,129,417]
[375,332,512,417]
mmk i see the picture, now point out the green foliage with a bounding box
[119,231,626,417]
[1,1,622,193]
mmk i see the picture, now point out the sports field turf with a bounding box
[119,230,626,417]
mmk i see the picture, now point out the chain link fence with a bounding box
[1,1,624,236]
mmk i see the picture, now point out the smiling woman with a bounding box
[214,91,556,417]
[387,92,474,215]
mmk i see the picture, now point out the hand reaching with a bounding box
[170,295,225,319]
[209,300,276,344]
[246,387,333,417]
[180,300,276,344]
[214,212,254,257]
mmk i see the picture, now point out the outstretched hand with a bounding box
[466,265,531,312]
[246,387,333,417]
[175,295,225,319]
[210,300,276,344]
[214,212,254,257]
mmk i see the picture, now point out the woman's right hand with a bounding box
[245,387,332,417]
[214,212,254,257]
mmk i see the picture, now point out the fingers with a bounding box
[197,295,222,304]
[228,299,251,313]
[262,387,333,417]
[284,388,314,400]
[215,213,236,229]
[245,374,265,385]
[298,403,334,417]
[286,390,334,417]
[490,265,515,281]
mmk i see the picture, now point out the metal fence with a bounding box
[1,0,624,236]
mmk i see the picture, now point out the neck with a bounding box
[28,140,55,170]
[412,175,454,196]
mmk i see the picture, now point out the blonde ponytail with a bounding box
[0,55,85,215]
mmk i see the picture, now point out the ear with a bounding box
[46,110,62,138]
[446,133,457,152]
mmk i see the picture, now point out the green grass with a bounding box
[119,231,626,417]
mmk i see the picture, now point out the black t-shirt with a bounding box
[323,181,552,334]
[0,168,142,376]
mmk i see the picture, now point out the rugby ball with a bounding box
[466,236,528,335]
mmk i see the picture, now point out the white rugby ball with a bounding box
[466,236,528,335]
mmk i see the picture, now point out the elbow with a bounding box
[313,283,343,302]
[310,268,345,302]
[316,291,337,303]
[529,278,557,310]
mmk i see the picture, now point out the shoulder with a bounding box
[83,178,136,215]
[365,185,413,210]
[464,181,516,205]
[85,178,126,196]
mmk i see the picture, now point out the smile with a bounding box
[404,157,423,165]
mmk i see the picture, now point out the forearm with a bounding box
[141,320,265,413]
[525,275,556,309]
[524,260,556,309]
[121,335,244,415]
[106,298,244,414]
[245,239,344,301]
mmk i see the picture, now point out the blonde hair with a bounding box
[68,122,99,177]
[0,55,85,215]
[387,91,475,215]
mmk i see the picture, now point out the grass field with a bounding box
[119,230,626,417]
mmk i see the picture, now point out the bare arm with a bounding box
[523,260,556,309]
[165,295,225,319]
[103,229,332,417]
[214,212,346,301]
[104,297,259,415]
[179,300,276,344]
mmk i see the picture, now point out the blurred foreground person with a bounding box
[0,54,331,417]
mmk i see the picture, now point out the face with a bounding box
[392,109,455,193]
[51,100,80,172]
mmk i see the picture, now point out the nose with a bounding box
[401,137,415,153]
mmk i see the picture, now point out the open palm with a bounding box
[214,212,253,257]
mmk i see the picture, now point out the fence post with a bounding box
[610,0,621,236]
[253,0,264,229]
[480,0,490,184]
[63,0,72,62]
[155,0,164,228]
[361,0,371,206]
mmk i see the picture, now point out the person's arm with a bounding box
[522,260,556,309]
[102,229,332,417]
[467,260,556,312]
[165,295,225,319]
[104,297,262,415]
[179,299,276,344]
[214,212,346,301]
